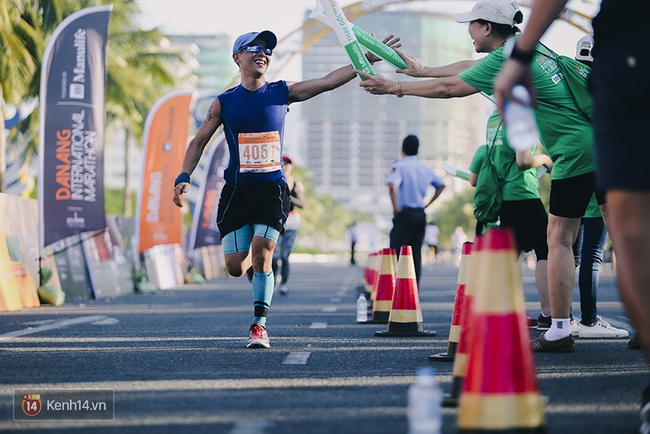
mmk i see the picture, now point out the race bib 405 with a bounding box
[238,131,281,173]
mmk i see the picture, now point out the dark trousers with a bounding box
[389,208,426,286]
[572,217,608,324]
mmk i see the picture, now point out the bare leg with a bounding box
[607,191,650,362]
[547,215,582,319]
[224,251,252,277]
[536,259,551,316]
[222,231,277,277]
[251,236,276,272]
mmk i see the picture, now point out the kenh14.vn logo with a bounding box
[22,394,42,416]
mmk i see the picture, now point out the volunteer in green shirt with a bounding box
[357,0,601,352]
[469,110,552,330]
[458,44,593,181]
[471,113,544,205]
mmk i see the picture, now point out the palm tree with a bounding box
[8,0,178,209]
[0,0,44,192]
[103,0,178,215]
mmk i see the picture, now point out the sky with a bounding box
[136,0,598,58]
[134,0,598,159]
[138,0,318,40]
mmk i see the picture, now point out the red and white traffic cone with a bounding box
[367,248,396,324]
[363,251,378,301]
[443,239,478,407]
[375,245,435,337]
[457,228,546,433]
[430,241,473,360]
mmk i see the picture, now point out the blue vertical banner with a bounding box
[38,6,112,251]
[187,134,229,254]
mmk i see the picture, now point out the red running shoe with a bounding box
[526,315,538,328]
[247,323,270,348]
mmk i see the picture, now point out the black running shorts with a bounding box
[500,198,549,259]
[216,183,290,239]
[592,27,650,191]
[550,172,604,218]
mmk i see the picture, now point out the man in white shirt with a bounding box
[388,135,446,285]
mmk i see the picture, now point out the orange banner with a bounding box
[136,91,193,254]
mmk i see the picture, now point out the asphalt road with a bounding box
[0,255,647,433]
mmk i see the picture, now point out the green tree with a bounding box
[102,0,178,215]
[7,0,96,170]
[432,188,476,251]
[292,165,373,252]
[0,0,44,192]
[104,186,136,215]
[8,0,178,210]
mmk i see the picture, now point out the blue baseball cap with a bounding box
[232,30,277,54]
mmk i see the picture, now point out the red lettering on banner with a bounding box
[55,166,70,188]
[55,129,71,200]
[55,188,70,200]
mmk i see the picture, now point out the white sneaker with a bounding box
[570,318,580,337]
[247,323,270,348]
[279,284,289,295]
[578,316,629,338]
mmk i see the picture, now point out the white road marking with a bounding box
[21,319,60,326]
[91,317,120,325]
[321,306,337,313]
[330,297,342,303]
[283,352,310,365]
[309,322,328,329]
[229,421,272,434]
[0,315,108,339]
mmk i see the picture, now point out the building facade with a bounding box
[299,10,484,215]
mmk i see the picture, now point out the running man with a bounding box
[173,30,400,348]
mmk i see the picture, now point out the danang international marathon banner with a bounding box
[38,6,113,251]
[135,90,193,254]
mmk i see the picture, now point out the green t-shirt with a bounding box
[459,42,594,180]
[470,144,487,174]
[584,194,602,219]
[469,111,540,201]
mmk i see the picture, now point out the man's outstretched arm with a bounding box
[287,34,401,103]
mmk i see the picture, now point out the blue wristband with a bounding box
[174,172,190,187]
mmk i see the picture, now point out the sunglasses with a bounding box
[240,45,272,56]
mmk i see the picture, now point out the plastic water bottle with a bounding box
[407,367,442,434]
[356,294,368,323]
[504,85,539,152]
[536,164,549,178]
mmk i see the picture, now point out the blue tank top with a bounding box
[219,81,289,187]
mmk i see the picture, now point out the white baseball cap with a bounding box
[455,0,521,27]
[575,34,594,62]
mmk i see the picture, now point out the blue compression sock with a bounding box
[252,270,274,325]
